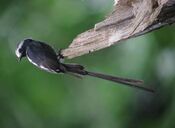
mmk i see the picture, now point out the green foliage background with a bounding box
[0,0,175,128]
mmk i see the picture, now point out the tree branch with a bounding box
[62,0,175,59]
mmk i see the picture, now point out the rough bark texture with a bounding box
[62,0,175,59]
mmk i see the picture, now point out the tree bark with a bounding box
[62,0,175,59]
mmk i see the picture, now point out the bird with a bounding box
[15,38,154,92]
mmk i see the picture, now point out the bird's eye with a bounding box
[19,48,23,53]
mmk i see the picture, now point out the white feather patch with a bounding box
[15,41,24,58]
[15,48,21,58]
[27,55,57,74]
[27,55,38,67]
[40,65,57,73]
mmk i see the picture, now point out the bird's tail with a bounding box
[62,63,154,93]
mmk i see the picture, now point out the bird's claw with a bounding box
[57,49,64,61]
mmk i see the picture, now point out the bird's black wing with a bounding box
[26,41,62,73]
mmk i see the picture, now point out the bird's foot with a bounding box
[57,49,64,61]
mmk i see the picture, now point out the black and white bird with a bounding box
[15,39,154,92]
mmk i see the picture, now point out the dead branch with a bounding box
[62,0,175,59]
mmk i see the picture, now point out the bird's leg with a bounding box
[57,49,64,61]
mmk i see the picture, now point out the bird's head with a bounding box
[15,38,32,61]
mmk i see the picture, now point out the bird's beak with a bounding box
[18,56,22,62]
